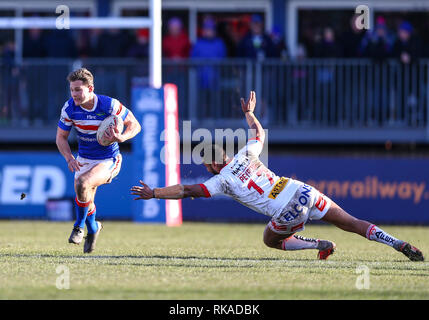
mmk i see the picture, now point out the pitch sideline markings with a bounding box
[1,253,428,270]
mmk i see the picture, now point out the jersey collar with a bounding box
[219,159,232,173]
[79,94,98,112]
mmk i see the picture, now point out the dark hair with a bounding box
[67,68,94,87]
[200,144,226,164]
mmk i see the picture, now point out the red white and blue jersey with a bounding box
[58,94,129,160]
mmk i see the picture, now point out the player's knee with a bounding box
[75,177,92,197]
[263,234,278,248]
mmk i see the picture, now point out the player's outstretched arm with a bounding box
[105,110,141,143]
[241,91,265,144]
[56,127,83,172]
[130,181,206,200]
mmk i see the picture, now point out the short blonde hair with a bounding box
[67,68,94,87]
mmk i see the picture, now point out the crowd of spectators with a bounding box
[2,13,428,64]
[1,13,429,63]
[304,15,428,64]
[0,14,288,62]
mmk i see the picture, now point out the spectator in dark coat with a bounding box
[270,25,288,59]
[127,29,149,59]
[217,21,237,57]
[44,29,77,58]
[392,21,421,65]
[237,14,275,59]
[96,28,129,57]
[44,29,78,122]
[313,27,343,57]
[360,17,393,61]
[341,15,366,58]
[2,41,28,124]
[23,28,46,58]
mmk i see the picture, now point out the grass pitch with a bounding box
[0,221,428,300]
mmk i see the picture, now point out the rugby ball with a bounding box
[96,115,124,146]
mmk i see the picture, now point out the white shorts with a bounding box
[74,154,122,184]
[267,182,332,235]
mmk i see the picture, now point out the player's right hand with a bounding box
[241,90,256,113]
[130,180,154,200]
[67,158,83,172]
[104,125,125,143]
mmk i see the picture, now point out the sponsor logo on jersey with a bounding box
[281,184,312,222]
[268,177,289,199]
[299,184,312,205]
[78,136,97,142]
[231,159,249,176]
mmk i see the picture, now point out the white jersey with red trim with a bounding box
[201,139,302,218]
[58,94,129,160]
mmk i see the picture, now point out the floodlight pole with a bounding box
[150,0,162,89]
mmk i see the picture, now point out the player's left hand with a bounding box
[104,126,125,143]
[130,180,154,200]
[241,90,256,113]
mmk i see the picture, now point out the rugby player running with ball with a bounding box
[57,68,141,253]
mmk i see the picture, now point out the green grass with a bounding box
[0,221,428,300]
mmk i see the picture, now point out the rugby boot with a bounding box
[68,226,84,244]
[83,221,103,254]
[394,241,424,261]
[317,240,336,260]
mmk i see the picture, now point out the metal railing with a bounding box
[1,58,428,143]
[261,59,428,128]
